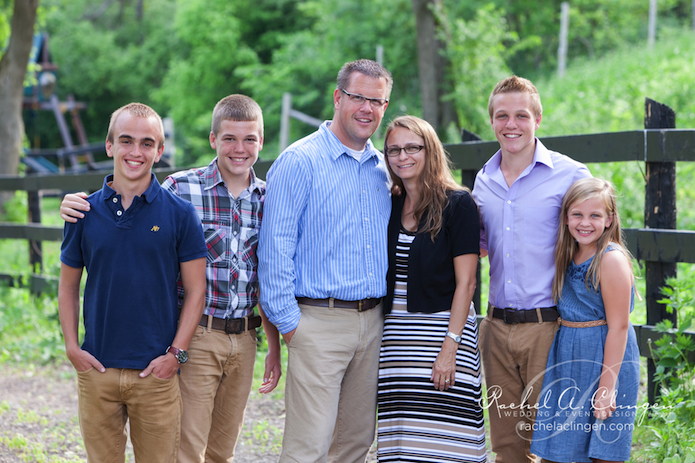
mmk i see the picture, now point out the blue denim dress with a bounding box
[530,247,640,462]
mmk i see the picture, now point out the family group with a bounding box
[58,58,639,463]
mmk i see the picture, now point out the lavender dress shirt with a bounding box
[472,138,591,310]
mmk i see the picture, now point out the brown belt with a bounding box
[558,318,607,328]
[296,297,382,312]
[489,303,559,324]
[199,314,262,334]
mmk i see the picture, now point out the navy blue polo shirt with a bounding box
[61,173,206,370]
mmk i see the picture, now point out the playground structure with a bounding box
[21,33,174,174]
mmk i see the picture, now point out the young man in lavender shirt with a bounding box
[472,76,591,463]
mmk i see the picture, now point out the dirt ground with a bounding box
[0,363,378,463]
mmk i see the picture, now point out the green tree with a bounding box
[42,0,178,145]
[0,0,39,210]
[152,0,261,165]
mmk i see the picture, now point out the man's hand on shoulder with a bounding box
[60,192,90,223]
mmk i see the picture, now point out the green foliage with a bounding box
[0,190,27,223]
[436,3,516,141]
[639,271,695,461]
[153,0,260,164]
[0,286,65,365]
[43,0,180,145]
[538,28,695,137]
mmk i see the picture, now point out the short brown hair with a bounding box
[488,75,542,118]
[211,94,263,137]
[107,103,164,149]
[337,59,393,96]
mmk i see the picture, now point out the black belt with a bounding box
[296,297,382,312]
[199,314,262,334]
[489,303,559,324]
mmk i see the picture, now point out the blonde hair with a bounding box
[488,75,542,118]
[383,115,466,241]
[553,178,635,301]
[107,103,164,149]
[211,94,264,137]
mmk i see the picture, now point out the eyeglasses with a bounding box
[340,88,389,108]
[385,145,424,157]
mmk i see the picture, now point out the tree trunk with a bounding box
[0,0,39,211]
[412,0,451,133]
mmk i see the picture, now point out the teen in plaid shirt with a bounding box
[60,95,281,463]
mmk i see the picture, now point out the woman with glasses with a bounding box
[378,116,486,463]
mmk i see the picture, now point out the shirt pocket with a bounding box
[204,225,229,267]
[522,205,560,246]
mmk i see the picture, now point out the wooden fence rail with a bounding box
[1,100,694,404]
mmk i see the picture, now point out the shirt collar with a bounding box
[321,121,380,163]
[204,158,264,195]
[482,137,554,176]
[102,173,161,203]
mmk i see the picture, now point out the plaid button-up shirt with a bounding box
[162,159,265,319]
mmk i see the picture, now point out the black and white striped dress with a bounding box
[377,230,486,463]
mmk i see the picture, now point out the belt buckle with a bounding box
[225,317,246,334]
[357,300,364,312]
[503,308,518,324]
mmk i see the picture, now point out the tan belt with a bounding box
[558,317,607,328]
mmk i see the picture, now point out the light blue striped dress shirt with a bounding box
[258,122,391,334]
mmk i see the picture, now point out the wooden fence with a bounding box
[0,99,693,403]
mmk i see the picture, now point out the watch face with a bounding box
[178,350,188,363]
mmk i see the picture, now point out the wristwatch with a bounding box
[166,346,188,364]
[446,331,461,343]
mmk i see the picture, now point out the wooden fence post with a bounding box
[28,190,43,275]
[460,129,482,314]
[644,98,677,405]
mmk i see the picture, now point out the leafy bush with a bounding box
[638,270,695,461]
[0,286,65,365]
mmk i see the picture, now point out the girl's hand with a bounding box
[431,340,457,391]
[592,386,616,420]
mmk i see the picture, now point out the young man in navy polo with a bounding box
[59,102,207,463]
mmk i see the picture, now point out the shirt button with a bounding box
[112,198,118,203]
[233,230,237,236]
[365,217,369,222]
[506,227,510,231]
[506,253,510,257]
[367,244,371,249]
[116,210,122,216]
[507,279,512,283]
[507,200,512,204]
[369,272,373,276]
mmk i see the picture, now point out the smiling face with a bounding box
[566,196,613,251]
[330,72,390,150]
[210,119,263,188]
[386,126,426,184]
[106,112,163,190]
[490,91,541,160]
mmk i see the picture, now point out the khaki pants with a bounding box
[178,324,257,463]
[280,302,384,463]
[479,313,558,463]
[76,367,181,463]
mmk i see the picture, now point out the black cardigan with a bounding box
[383,189,480,315]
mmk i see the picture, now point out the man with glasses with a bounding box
[259,59,392,463]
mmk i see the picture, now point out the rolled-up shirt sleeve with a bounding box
[258,150,310,334]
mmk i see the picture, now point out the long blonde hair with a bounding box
[383,115,465,241]
[553,178,635,301]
